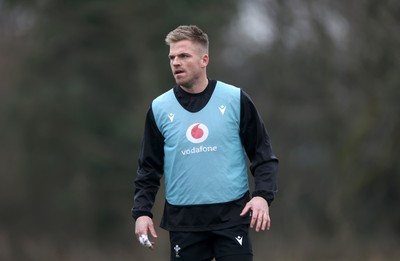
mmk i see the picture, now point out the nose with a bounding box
[171,57,180,66]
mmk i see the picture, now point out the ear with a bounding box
[201,54,209,68]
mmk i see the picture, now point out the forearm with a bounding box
[132,167,162,219]
[240,90,279,205]
[132,107,164,220]
[251,158,278,205]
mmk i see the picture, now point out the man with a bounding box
[132,25,278,261]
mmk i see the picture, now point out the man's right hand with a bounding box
[135,216,158,250]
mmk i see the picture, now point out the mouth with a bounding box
[174,69,185,76]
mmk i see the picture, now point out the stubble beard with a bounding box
[175,75,197,90]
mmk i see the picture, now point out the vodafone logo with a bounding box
[186,123,209,143]
[182,123,217,155]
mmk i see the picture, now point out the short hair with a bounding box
[165,25,209,54]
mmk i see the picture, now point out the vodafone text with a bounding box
[181,145,218,155]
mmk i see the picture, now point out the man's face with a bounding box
[168,40,208,89]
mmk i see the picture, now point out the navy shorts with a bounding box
[169,225,252,261]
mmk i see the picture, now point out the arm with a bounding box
[239,90,279,231]
[132,107,164,247]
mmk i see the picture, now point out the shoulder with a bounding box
[216,80,240,91]
[215,81,242,99]
[153,88,174,102]
[152,88,175,109]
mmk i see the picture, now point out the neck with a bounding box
[180,76,209,94]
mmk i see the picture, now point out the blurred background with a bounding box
[1,0,399,260]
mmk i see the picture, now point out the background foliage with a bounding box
[1,0,399,260]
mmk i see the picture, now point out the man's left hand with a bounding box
[240,196,271,232]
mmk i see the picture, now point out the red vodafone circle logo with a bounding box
[186,123,209,143]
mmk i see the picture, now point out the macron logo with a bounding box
[168,113,175,122]
[218,105,226,115]
[235,236,243,246]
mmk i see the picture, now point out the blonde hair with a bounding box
[165,25,209,54]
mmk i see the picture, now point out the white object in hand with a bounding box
[139,234,152,248]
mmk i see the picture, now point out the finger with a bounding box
[135,229,146,239]
[149,223,158,238]
[266,214,271,230]
[148,240,155,250]
[138,234,153,249]
[250,210,258,228]
[135,226,149,239]
[240,204,251,216]
[255,211,263,232]
[260,212,271,231]
[261,212,268,231]
[149,242,155,250]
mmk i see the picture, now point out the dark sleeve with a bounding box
[240,90,279,206]
[131,106,164,220]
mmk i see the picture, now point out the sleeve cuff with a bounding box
[252,190,274,206]
[131,210,153,221]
